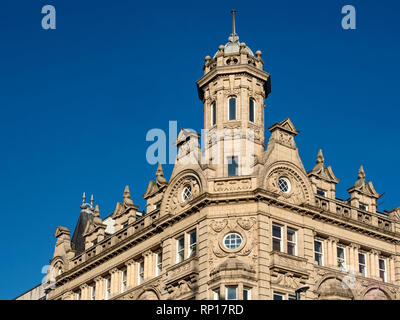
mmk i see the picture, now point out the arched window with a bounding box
[212,102,216,126]
[249,98,255,123]
[228,97,236,120]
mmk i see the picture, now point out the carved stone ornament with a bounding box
[214,178,252,193]
[271,272,301,289]
[209,217,257,260]
[168,280,193,300]
[265,166,312,205]
[164,175,201,214]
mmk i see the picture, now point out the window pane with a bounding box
[273,293,283,300]
[287,229,296,242]
[314,241,322,253]
[249,99,254,122]
[229,97,236,120]
[178,237,184,250]
[379,259,385,270]
[272,225,281,238]
[358,253,365,264]
[212,103,216,126]
[273,239,281,252]
[226,286,237,300]
[287,243,296,255]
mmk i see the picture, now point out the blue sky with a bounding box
[0,0,399,299]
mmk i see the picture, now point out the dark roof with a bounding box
[71,209,93,255]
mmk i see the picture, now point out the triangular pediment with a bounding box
[268,118,299,136]
[175,128,200,146]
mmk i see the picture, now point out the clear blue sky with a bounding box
[0,0,399,299]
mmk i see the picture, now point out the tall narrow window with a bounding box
[76,290,81,301]
[105,276,111,300]
[314,240,324,266]
[212,102,216,126]
[188,230,197,258]
[227,156,238,177]
[337,246,346,269]
[90,284,95,300]
[177,236,185,263]
[138,260,144,285]
[379,258,386,282]
[121,268,127,293]
[287,228,297,256]
[249,98,255,122]
[229,97,236,120]
[156,252,162,276]
[358,253,367,277]
[243,287,251,300]
[213,289,220,300]
[226,286,238,300]
[272,224,283,252]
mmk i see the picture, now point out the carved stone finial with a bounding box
[94,204,100,218]
[354,165,366,188]
[311,149,324,174]
[123,185,134,206]
[317,149,324,164]
[358,165,366,179]
[156,163,168,186]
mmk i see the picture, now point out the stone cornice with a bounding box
[54,188,400,290]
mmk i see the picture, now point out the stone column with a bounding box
[350,244,360,274]
[80,284,88,300]
[328,237,338,268]
[110,268,119,296]
[389,256,395,284]
[144,250,153,280]
[61,291,73,300]
[126,259,135,288]
[94,276,104,300]
[348,246,354,271]
[370,250,380,279]
[326,238,332,266]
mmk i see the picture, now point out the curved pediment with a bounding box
[262,161,315,206]
[161,169,206,215]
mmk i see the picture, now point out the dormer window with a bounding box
[317,189,327,197]
[249,98,255,123]
[227,156,238,177]
[212,102,217,126]
[359,203,368,211]
[228,97,236,120]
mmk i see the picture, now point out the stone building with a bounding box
[41,12,400,301]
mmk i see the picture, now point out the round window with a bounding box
[182,185,192,202]
[278,177,291,193]
[223,232,243,250]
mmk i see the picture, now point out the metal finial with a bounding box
[231,9,236,35]
[90,194,94,207]
[82,192,86,204]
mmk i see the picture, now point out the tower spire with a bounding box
[231,9,236,35]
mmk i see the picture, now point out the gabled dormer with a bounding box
[347,166,380,213]
[143,163,168,214]
[112,185,140,231]
[308,149,339,199]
